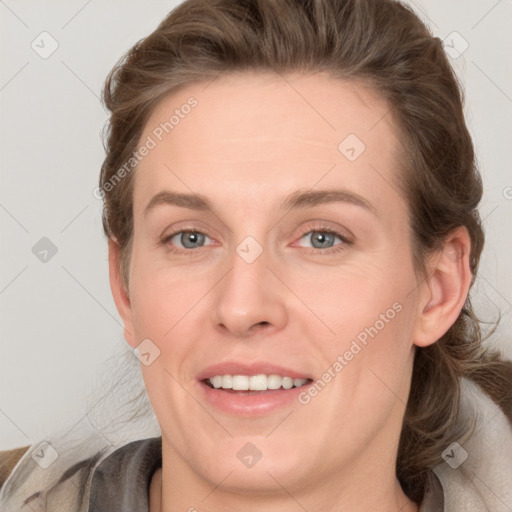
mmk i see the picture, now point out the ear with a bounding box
[108,239,137,348]
[412,226,472,347]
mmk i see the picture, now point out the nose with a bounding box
[210,244,288,339]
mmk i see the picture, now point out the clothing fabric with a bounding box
[0,377,511,511]
[87,437,162,512]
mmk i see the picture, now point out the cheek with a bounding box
[128,251,208,340]
[309,253,418,394]
[300,288,418,453]
[308,253,416,343]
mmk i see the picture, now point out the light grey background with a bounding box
[1,0,511,450]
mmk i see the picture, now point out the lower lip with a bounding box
[197,380,310,416]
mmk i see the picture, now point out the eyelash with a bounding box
[159,224,352,256]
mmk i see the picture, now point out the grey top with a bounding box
[86,436,443,511]
[88,437,162,512]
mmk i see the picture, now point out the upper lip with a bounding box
[197,361,313,381]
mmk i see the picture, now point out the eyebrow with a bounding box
[143,188,377,217]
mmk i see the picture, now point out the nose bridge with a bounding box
[210,236,287,337]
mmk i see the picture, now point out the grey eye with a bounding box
[306,231,338,249]
[173,231,208,249]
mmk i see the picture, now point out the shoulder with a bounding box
[431,377,512,511]
[0,433,161,512]
[0,446,31,489]
[0,432,111,512]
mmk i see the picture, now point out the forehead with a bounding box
[133,71,404,218]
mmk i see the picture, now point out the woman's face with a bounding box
[118,71,426,495]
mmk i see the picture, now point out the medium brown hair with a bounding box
[98,0,512,503]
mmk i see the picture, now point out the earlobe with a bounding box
[413,227,472,348]
[108,239,137,348]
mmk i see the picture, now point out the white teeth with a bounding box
[282,377,294,389]
[249,374,267,390]
[267,374,282,389]
[211,375,223,389]
[232,375,249,390]
[207,374,309,391]
[221,375,233,389]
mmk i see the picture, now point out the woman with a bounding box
[1,0,511,510]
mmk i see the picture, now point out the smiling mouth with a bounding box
[201,375,314,394]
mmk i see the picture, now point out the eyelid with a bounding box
[295,228,347,245]
[159,220,217,245]
[294,221,353,243]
